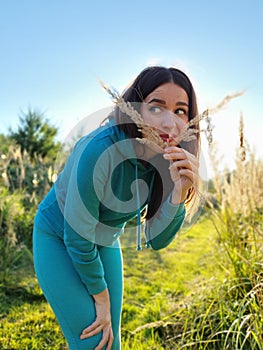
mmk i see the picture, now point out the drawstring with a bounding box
[135,163,156,250]
[135,164,142,250]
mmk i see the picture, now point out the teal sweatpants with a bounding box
[33,211,123,350]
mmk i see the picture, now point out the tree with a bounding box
[8,108,61,161]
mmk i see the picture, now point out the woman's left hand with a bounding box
[80,288,113,350]
[163,146,199,204]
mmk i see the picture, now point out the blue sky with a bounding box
[0,0,262,176]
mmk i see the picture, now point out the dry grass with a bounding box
[209,113,263,216]
[100,80,244,149]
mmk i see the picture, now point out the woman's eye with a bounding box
[175,108,187,116]
[149,105,162,113]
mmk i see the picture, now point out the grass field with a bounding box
[0,214,226,349]
[1,102,263,349]
[1,198,263,350]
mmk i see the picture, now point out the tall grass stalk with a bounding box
[128,115,263,349]
[204,114,263,348]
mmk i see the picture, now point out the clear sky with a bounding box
[0,0,262,177]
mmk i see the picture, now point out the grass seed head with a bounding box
[101,80,244,149]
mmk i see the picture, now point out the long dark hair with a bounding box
[113,66,200,220]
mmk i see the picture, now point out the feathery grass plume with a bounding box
[101,81,245,222]
[225,149,263,217]
[99,80,166,149]
[208,115,263,217]
[175,91,245,145]
[208,91,245,114]
[238,112,246,161]
[225,115,262,216]
[204,112,214,145]
[100,80,244,148]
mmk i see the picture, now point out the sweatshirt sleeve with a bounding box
[145,196,186,250]
[63,138,110,295]
[64,222,107,295]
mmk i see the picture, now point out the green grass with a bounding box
[0,279,67,349]
[1,212,262,349]
[120,215,226,349]
[1,214,220,349]
[121,215,222,330]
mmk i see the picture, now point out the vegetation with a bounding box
[0,111,262,349]
[8,108,61,162]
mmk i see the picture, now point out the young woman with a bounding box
[33,66,200,350]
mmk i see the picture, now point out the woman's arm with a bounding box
[63,137,111,295]
[63,137,114,349]
[146,146,199,250]
[145,198,186,250]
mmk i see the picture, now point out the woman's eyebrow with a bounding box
[148,98,189,107]
[148,98,166,105]
[175,101,189,107]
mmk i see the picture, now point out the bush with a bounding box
[0,189,33,283]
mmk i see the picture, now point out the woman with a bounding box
[33,66,200,350]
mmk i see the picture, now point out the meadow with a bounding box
[0,115,263,349]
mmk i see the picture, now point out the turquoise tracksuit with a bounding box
[33,119,185,349]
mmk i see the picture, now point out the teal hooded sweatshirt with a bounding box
[37,119,186,295]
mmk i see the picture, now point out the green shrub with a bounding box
[0,189,33,283]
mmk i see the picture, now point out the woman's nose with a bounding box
[161,111,177,131]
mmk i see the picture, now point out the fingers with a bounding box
[80,320,102,338]
[164,147,199,174]
[103,329,114,350]
[81,319,99,333]
[169,159,198,173]
[176,167,199,185]
[80,320,113,350]
[80,319,110,338]
[164,146,198,165]
[94,328,114,350]
[163,146,199,191]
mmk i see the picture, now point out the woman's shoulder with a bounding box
[72,121,111,151]
[79,119,124,146]
[70,119,126,163]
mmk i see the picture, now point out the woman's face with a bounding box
[141,82,189,145]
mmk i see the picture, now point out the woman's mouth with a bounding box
[159,133,177,145]
[159,133,170,142]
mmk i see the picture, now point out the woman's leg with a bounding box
[33,216,123,350]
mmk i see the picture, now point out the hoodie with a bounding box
[36,119,186,295]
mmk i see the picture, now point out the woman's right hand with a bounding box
[80,288,113,350]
